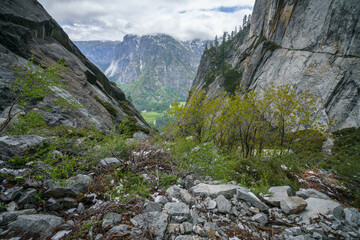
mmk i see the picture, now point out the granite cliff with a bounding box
[192,0,360,130]
[0,0,148,131]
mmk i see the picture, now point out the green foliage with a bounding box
[221,64,243,94]
[8,110,46,135]
[105,167,152,203]
[94,96,117,118]
[166,84,327,158]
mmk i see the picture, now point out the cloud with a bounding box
[38,0,255,41]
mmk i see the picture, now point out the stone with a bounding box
[0,135,48,160]
[7,214,64,239]
[0,187,23,202]
[166,185,196,205]
[296,188,331,200]
[215,195,232,214]
[181,222,193,234]
[167,223,181,234]
[130,212,168,239]
[18,188,37,205]
[107,224,142,238]
[0,208,37,226]
[207,200,217,210]
[164,202,190,218]
[344,208,360,226]
[6,202,18,212]
[45,187,78,199]
[56,198,78,209]
[94,234,105,240]
[300,198,344,224]
[77,202,85,214]
[175,236,200,240]
[99,157,123,167]
[251,213,268,226]
[145,201,162,212]
[154,195,168,205]
[280,196,307,214]
[237,188,269,211]
[132,131,149,141]
[102,212,122,228]
[51,230,71,240]
[267,186,292,206]
[190,183,243,198]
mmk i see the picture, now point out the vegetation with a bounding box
[1,57,78,134]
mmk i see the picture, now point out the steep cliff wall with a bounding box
[0,0,148,131]
[192,0,360,130]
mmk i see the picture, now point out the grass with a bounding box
[141,111,165,125]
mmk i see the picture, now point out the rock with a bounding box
[0,135,48,160]
[107,224,142,239]
[0,187,23,202]
[47,198,63,211]
[0,208,37,226]
[344,208,360,226]
[175,235,200,240]
[94,234,105,240]
[132,131,149,141]
[203,222,225,239]
[145,201,162,212]
[51,230,71,240]
[164,202,190,218]
[131,212,168,239]
[99,157,123,167]
[7,214,64,239]
[237,188,269,211]
[215,195,232,214]
[296,188,331,200]
[280,196,307,214]
[251,213,268,226]
[154,195,168,205]
[56,198,78,209]
[45,187,78,199]
[45,174,93,199]
[166,185,196,205]
[181,222,193,234]
[167,223,181,234]
[77,202,85,214]
[18,188,37,205]
[207,199,217,210]
[267,186,292,206]
[300,198,344,224]
[6,202,18,212]
[190,183,243,198]
[102,212,122,229]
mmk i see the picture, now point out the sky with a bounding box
[38,0,255,41]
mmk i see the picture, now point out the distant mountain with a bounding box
[74,41,119,72]
[76,35,207,112]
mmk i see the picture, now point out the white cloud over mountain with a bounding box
[38,0,254,41]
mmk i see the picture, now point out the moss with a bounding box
[265,42,282,52]
[94,96,117,118]
[118,100,135,116]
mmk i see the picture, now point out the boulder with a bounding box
[99,157,123,167]
[296,188,331,200]
[280,197,307,214]
[0,186,23,202]
[0,208,37,226]
[215,195,232,214]
[45,174,93,198]
[166,185,196,205]
[344,208,360,226]
[237,188,269,211]
[164,202,190,218]
[267,186,291,206]
[107,224,142,239]
[190,183,243,198]
[131,212,168,239]
[102,212,122,228]
[0,135,48,160]
[251,213,268,226]
[7,214,64,239]
[18,188,37,205]
[300,198,344,224]
[145,201,162,212]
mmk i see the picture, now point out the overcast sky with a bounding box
[38,0,255,41]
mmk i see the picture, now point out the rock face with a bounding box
[191,0,360,130]
[0,0,148,131]
[78,34,207,111]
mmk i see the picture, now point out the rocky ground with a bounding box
[1,135,360,240]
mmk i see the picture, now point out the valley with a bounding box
[0,0,359,239]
